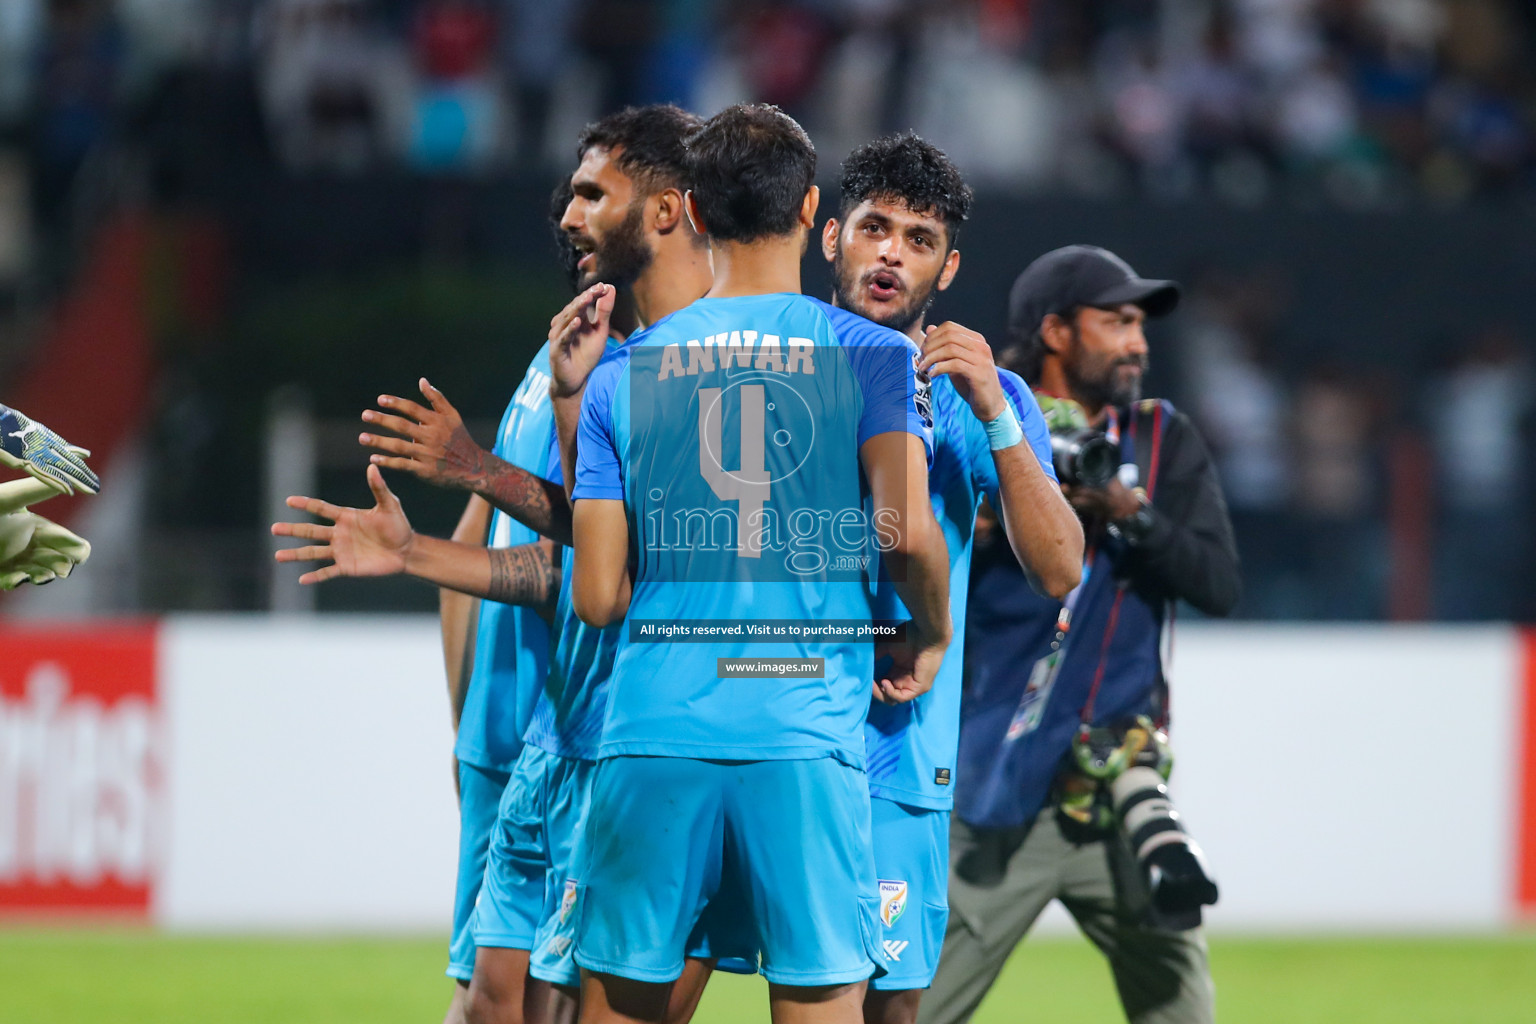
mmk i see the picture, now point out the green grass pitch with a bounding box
[2,928,1534,1023]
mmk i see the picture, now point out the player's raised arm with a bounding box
[360,379,572,546]
[863,430,951,703]
[549,282,618,500]
[920,322,1083,598]
[562,325,630,628]
[272,465,559,610]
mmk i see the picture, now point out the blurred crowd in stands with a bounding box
[1169,266,1533,620]
[3,0,1535,200]
[0,0,1533,621]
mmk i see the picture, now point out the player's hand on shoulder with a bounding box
[360,378,488,491]
[918,322,1007,422]
[549,282,616,399]
[272,464,414,584]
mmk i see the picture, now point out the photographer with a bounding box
[919,247,1240,1024]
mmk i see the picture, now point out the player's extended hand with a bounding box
[271,464,414,584]
[0,509,91,589]
[872,621,947,705]
[918,322,1007,422]
[548,282,615,399]
[0,404,100,495]
[359,379,490,492]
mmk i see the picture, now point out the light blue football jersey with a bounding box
[573,294,931,767]
[455,343,559,772]
[521,337,628,762]
[521,556,619,761]
[864,368,1055,809]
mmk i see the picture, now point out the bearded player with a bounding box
[275,106,713,1024]
[822,134,1083,1024]
[548,104,951,1024]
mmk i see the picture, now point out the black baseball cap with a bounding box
[1007,245,1180,340]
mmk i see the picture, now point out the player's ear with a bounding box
[820,218,839,263]
[653,187,686,234]
[799,185,820,230]
[683,190,706,237]
[936,248,961,292]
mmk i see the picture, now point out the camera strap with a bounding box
[1003,403,1171,741]
[1078,401,1167,727]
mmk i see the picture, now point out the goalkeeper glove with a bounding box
[0,475,91,589]
[0,403,100,495]
[0,510,91,589]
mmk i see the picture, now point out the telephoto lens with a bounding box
[1050,428,1119,488]
[1110,766,1220,929]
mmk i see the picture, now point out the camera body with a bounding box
[1049,427,1119,488]
[1034,393,1120,488]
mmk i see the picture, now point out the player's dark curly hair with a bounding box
[839,133,973,251]
[683,103,817,243]
[576,104,702,196]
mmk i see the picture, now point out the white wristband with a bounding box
[984,404,1024,451]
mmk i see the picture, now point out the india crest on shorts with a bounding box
[878,879,908,927]
[559,879,578,924]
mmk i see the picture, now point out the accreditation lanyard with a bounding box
[1002,408,1149,742]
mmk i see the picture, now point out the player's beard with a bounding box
[830,245,939,334]
[1066,337,1149,410]
[576,200,654,292]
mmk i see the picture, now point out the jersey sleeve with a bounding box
[975,368,1058,506]
[489,400,517,460]
[541,420,563,485]
[501,344,555,474]
[839,317,934,455]
[572,356,625,501]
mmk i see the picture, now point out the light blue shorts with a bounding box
[448,761,511,980]
[525,753,597,987]
[572,756,884,987]
[867,798,950,990]
[471,746,574,952]
[527,754,755,986]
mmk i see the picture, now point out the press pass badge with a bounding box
[1005,650,1058,741]
[1004,574,1087,742]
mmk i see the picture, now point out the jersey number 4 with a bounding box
[699,386,770,558]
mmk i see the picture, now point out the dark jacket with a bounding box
[955,400,1240,828]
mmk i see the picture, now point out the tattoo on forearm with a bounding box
[478,456,573,545]
[440,425,491,481]
[487,545,559,608]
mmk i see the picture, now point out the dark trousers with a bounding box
[917,809,1215,1024]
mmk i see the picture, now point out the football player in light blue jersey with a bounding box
[443,344,561,1001]
[363,180,578,1024]
[546,104,953,1024]
[277,106,715,1024]
[820,136,1085,1024]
